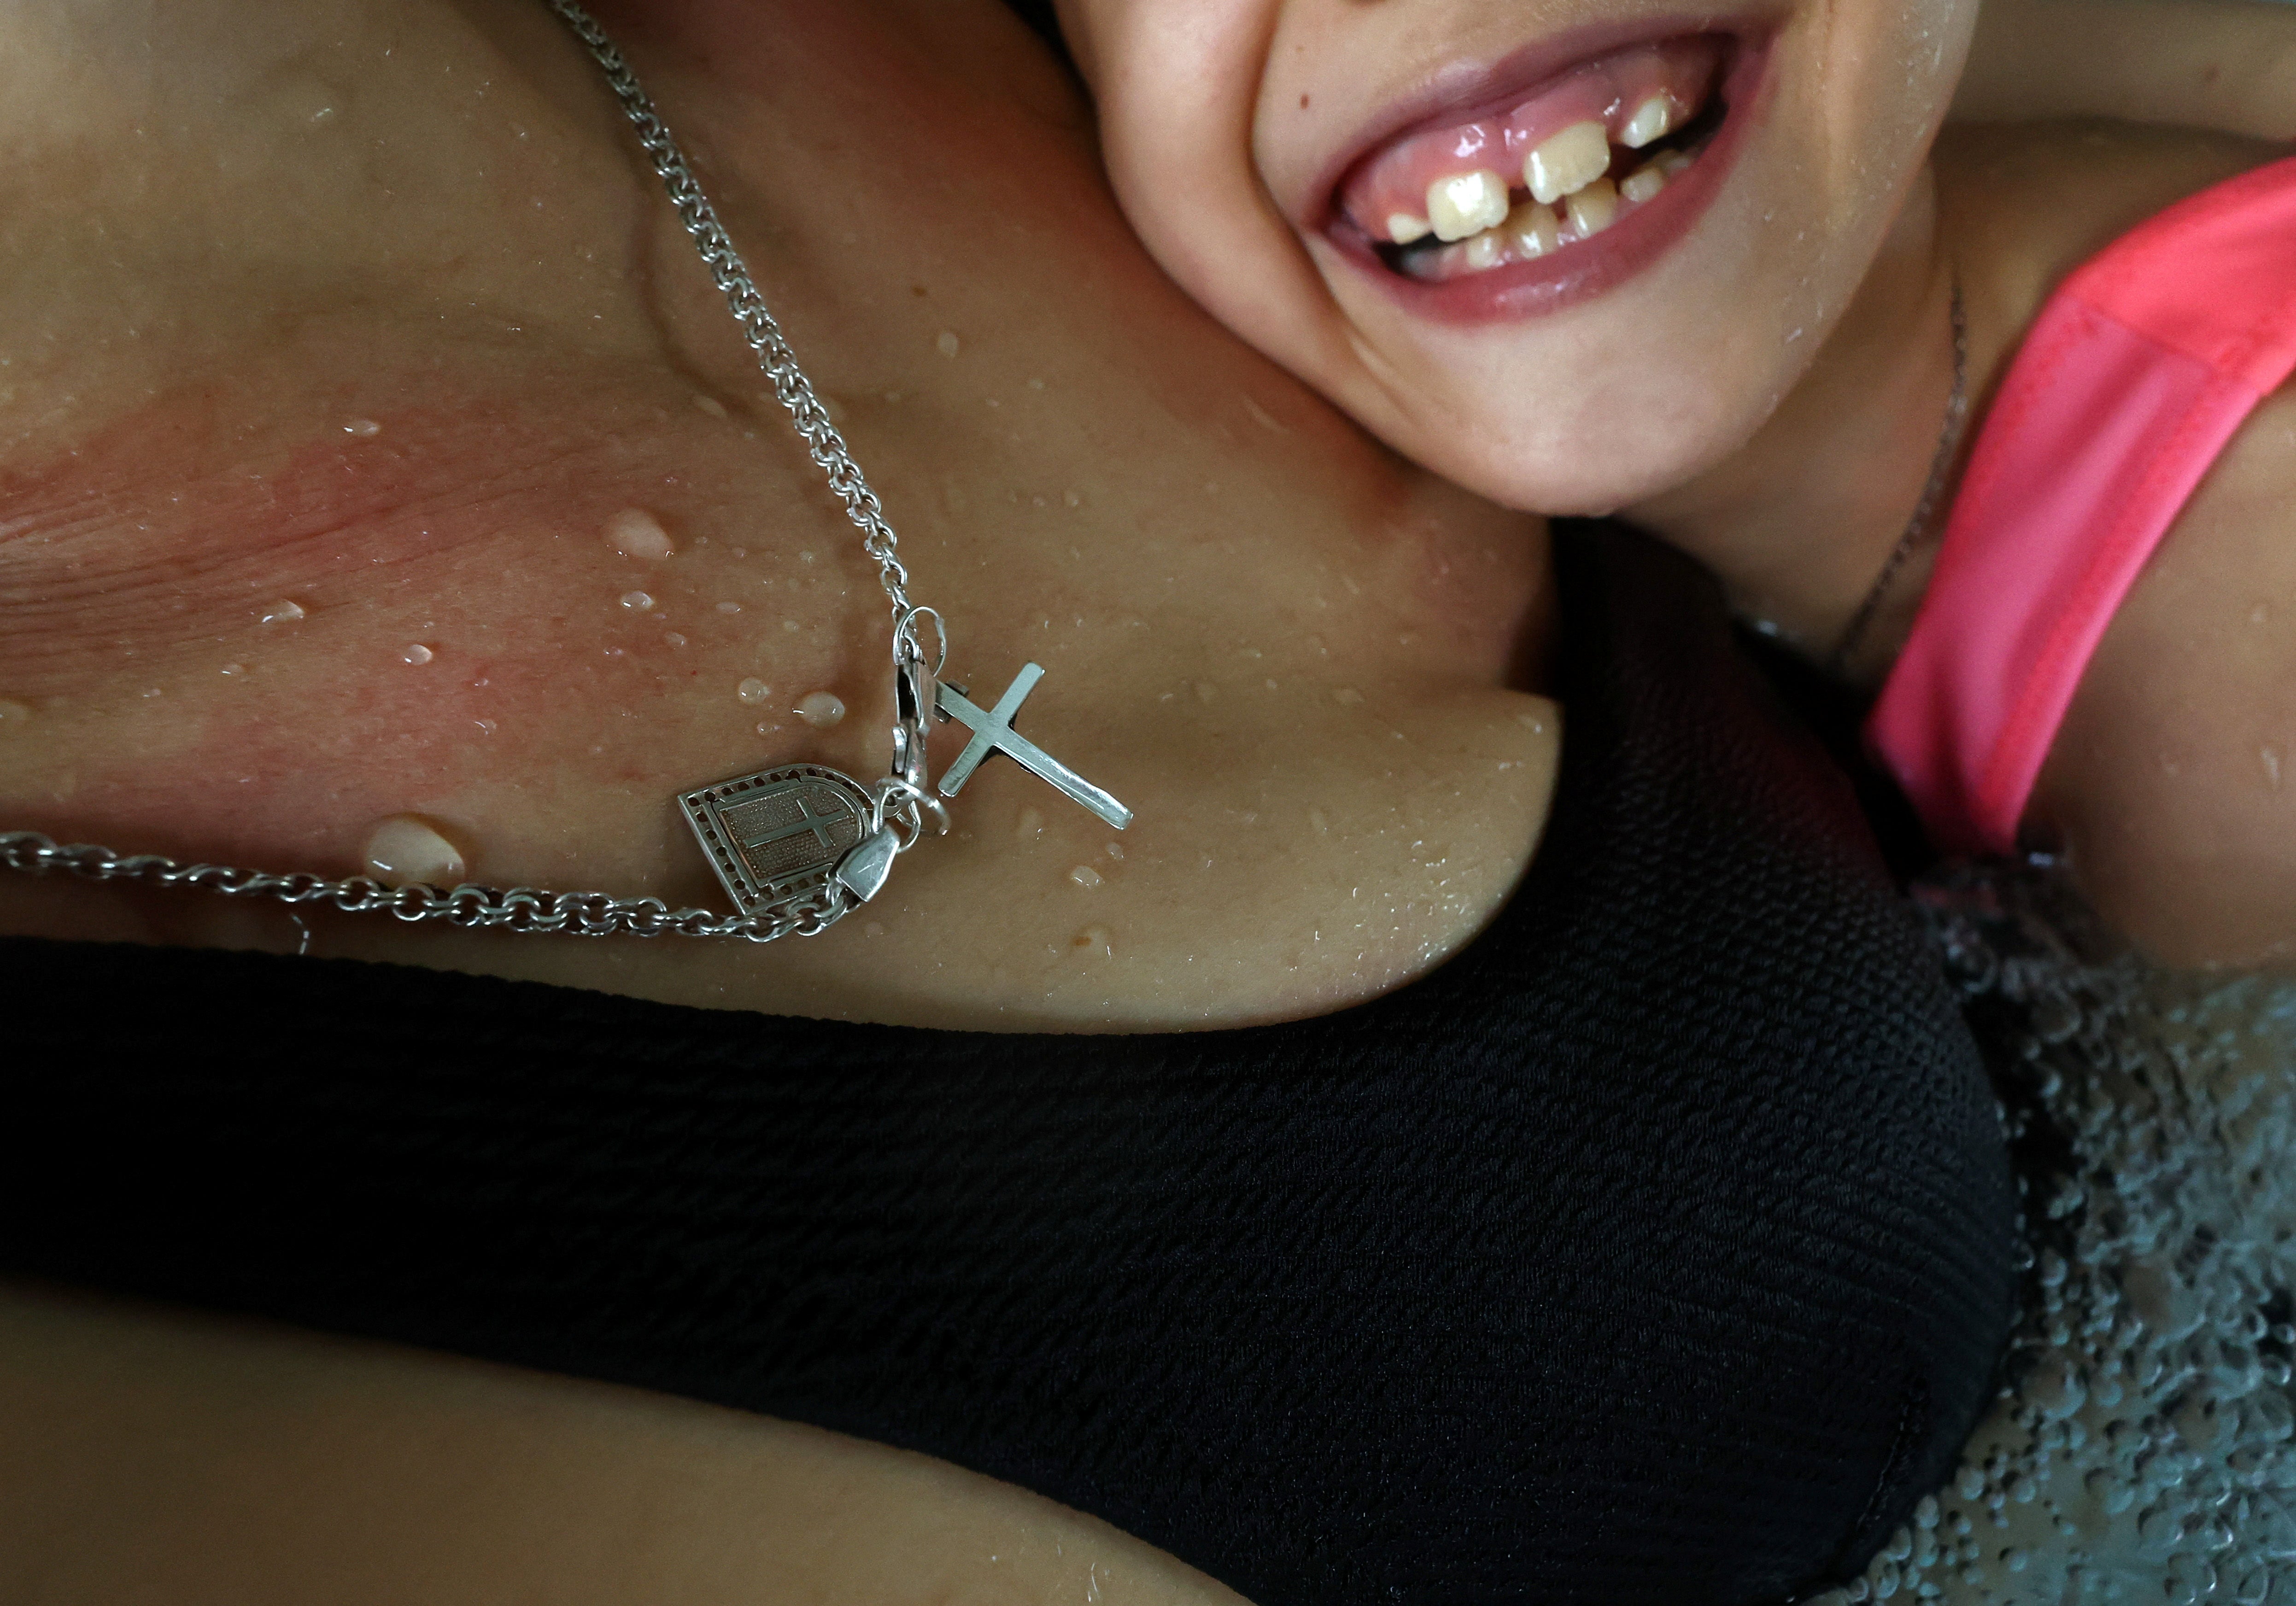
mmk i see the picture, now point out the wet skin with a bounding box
[0,2,1556,1602]
[0,0,1558,1032]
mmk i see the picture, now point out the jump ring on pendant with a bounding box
[895,606,948,677]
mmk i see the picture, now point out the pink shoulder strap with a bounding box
[1866,154,2296,856]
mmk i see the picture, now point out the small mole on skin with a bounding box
[261,600,305,625]
[1074,924,1113,959]
[363,814,467,889]
[606,508,677,561]
[796,691,846,729]
[402,643,434,665]
[343,418,382,438]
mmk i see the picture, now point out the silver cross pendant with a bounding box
[937,663,1133,830]
[681,642,1129,931]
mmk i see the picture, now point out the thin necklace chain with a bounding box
[1824,279,1969,677]
[0,0,926,945]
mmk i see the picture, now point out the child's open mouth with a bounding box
[1322,26,1770,315]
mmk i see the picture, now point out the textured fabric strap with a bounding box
[1868,154,2296,854]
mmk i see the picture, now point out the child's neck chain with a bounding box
[1824,280,1970,678]
[0,0,1131,944]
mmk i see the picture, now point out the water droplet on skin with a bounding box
[1105,841,1124,860]
[402,643,433,665]
[473,718,497,735]
[1309,807,1330,834]
[864,921,885,937]
[936,330,961,358]
[1016,806,1044,841]
[605,508,676,561]
[783,619,802,634]
[2265,745,2284,790]
[1333,686,1365,705]
[754,720,780,737]
[663,631,687,648]
[1264,677,1280,692]
[343,417,382,438]
[0,699,30,726]
[363,814,467,888]
[2253,602,2272,625]
[1069,864,1103,888]
[1193,680,1219,704]
[796,690,845,729]
[736,677,771,706]
[715,601,742,614]
[692,393,728,420]
[220,663,245,677]
[261,600,305,625]
[620,590,654,611]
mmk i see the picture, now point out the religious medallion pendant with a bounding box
[680,619,1131,934]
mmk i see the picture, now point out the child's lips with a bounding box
[1306,17,1778,323]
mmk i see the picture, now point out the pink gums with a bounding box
[1321,30,1775,324]
[1339,37,1724,239]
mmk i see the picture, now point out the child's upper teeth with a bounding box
[1619,95,1675,150]
[1425,170,1510,242]
[1524,121,1611,205]
[1387,212,1433,245]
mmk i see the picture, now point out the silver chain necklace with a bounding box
[0,0,1129,944]
[1822,279,1968,676]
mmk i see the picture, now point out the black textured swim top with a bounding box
[0,529,2021,1605]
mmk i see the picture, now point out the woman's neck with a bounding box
[1623,171,1964,682]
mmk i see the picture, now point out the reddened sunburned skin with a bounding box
[1056,0,1978,517]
